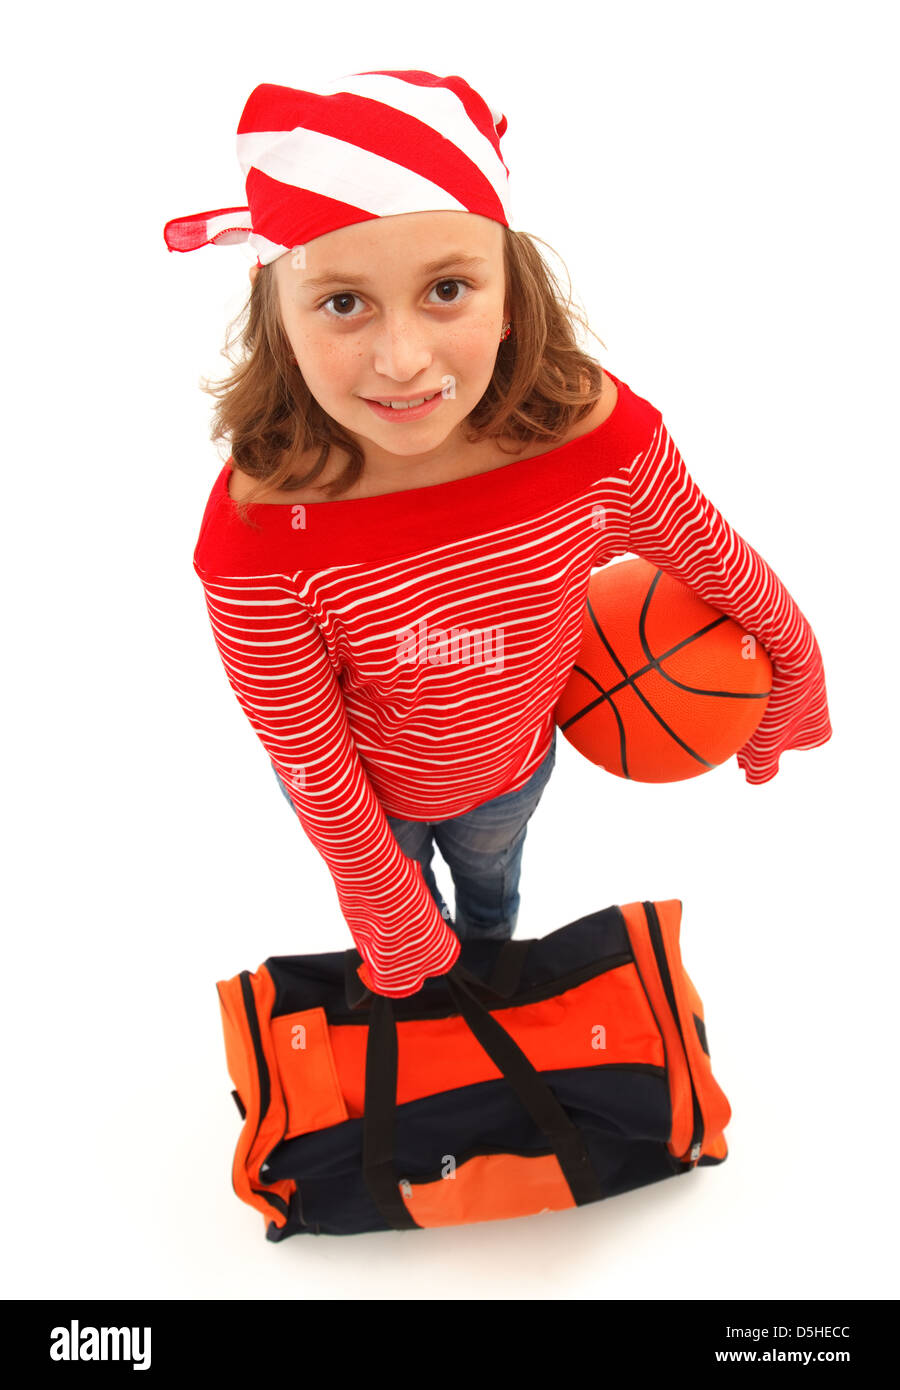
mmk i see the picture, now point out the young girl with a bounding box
[166,71,832,1000]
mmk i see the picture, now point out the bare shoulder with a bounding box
[226,453,341,504]
[565,368,618,442]
[488,368,619,462]
[225,465,257,503]
[596,367,619,420]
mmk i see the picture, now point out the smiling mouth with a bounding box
[366,391,441,410]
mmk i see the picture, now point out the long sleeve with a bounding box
[626,416,832,784]
[193,561,461,996]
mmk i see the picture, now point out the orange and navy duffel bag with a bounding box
[216,898,731,1239]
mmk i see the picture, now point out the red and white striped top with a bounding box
[193,368,832,996]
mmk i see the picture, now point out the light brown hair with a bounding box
[201,227,607,530]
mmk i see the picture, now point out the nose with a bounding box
[371,312,433,385]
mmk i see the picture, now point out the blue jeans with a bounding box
[271,727,557,944]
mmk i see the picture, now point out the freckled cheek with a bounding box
[296,331,358,387]
[441,320,502,368]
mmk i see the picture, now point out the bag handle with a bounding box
[343,937,531,1012]
[361,960,604,1229]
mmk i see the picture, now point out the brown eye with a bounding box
[429,279,472,305]
[323,292,360,317]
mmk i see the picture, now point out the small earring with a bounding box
[500,321,512,342]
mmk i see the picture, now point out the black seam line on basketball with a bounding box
[566,584,711,769]
[563,604,740,713]
[561,663,714,770]
[570,639,772,704]
[556,668,632,775]
[575,586,771,702]
[556,602,631,773]
[637,568,772,698]
[589,588,729,693]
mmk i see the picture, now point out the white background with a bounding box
[3,0,897,1301]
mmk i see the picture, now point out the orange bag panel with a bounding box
[329,962,665,1119]
[271,1007,350,1139]
[399,1151,576,1228]
[218,980,255,1123]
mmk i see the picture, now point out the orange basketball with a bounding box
[554,558,772,782]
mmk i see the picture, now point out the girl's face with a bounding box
[272,211,509,473]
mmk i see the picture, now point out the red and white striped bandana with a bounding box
[163,71,512,267]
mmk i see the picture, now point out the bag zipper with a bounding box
[399,1142,557,1191]
[642,902,704,1166]
[238,971,291,1219]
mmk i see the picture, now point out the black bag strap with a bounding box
[484,937,531,997]
[361,968,420,1229]
[361,960,604,1229]
[344,937,531,1012]
[344,949,370,1011]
